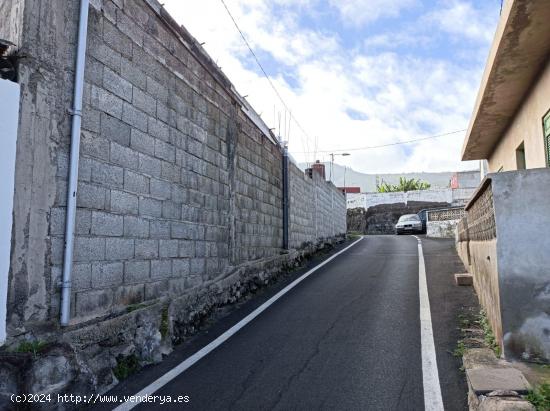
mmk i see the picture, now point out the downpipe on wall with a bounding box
[282,143,289,250]
[60,0,90,326]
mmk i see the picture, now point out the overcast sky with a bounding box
[163,0,501,174]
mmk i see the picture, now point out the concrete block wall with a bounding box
[289,162,315,248]
[233,113,283,263]
[314,172,343,239]
[6,0,346,335]
[47,0,234,322]
[289,162,346,248]
[457,169,550,361]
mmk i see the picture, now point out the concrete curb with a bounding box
[463,348,534,410]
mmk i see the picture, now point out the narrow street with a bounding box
[2,1,548,409]
[97,236,476,411]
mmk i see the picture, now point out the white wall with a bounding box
[346,188,476,210]
[427,220,461,238]
[0,80,20,343]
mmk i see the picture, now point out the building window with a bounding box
[544,110,550,167]
[516,142,526,170]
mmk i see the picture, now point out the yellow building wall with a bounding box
[488,60,550,172]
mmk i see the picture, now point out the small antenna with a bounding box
[287,112,292,145]
[284,110,287,142]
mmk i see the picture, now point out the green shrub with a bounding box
[477,310,501,357]
[527,382,550,411]
[453,340,466,358]
[14,340,48,356]
[113,354,140,380]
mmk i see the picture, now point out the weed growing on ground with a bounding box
[477,310,502,357]
[458,313,472,328]
[527,382,550,411]
[113,354,140,380]
[454,340,466,358]
[454,308,501,366]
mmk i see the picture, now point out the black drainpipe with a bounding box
[282,144,289,250]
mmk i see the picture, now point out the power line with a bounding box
[294,129,467,154]
[218,0,315,152]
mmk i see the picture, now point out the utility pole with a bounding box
[343,166,347,192]
[329,152,350,183]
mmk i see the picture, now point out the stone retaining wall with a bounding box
[1,0,346,401]
[347,201,449,235]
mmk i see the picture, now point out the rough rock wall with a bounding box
[347,201,449,234]
[346,208,366,234]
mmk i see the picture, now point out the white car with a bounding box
[395,214,423,234]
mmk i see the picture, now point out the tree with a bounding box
[376,177,431,193]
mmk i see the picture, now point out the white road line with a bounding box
[114,237,364,411]
[413,235,444,411]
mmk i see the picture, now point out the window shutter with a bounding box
[545,112,550,166]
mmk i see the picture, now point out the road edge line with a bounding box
[414,235,444,411]
[114,236,364,411]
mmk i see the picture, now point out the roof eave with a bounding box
[461,0,550,161]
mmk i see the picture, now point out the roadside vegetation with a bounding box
[14,340,48,357]
[453,309,501,361]
[527,382,550,411]
[478,310,502,357]
[376,177,431,193]
[347,231,362,240]
[113,354,140,380]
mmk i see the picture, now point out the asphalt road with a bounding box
[97,235,476,411]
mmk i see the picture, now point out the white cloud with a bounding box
[328,0,418,27]
[424,0,498,44]
[363,32,433,50]
[162,0,498,174]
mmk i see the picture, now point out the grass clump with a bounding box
[527,382,550,411]
[477,310,502,357]
[453,340,466,358]
[160,306,169,339]
[458,313,473,328]
[14,340,48,356]
[113,354,140,380]
[126,302,150,313]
